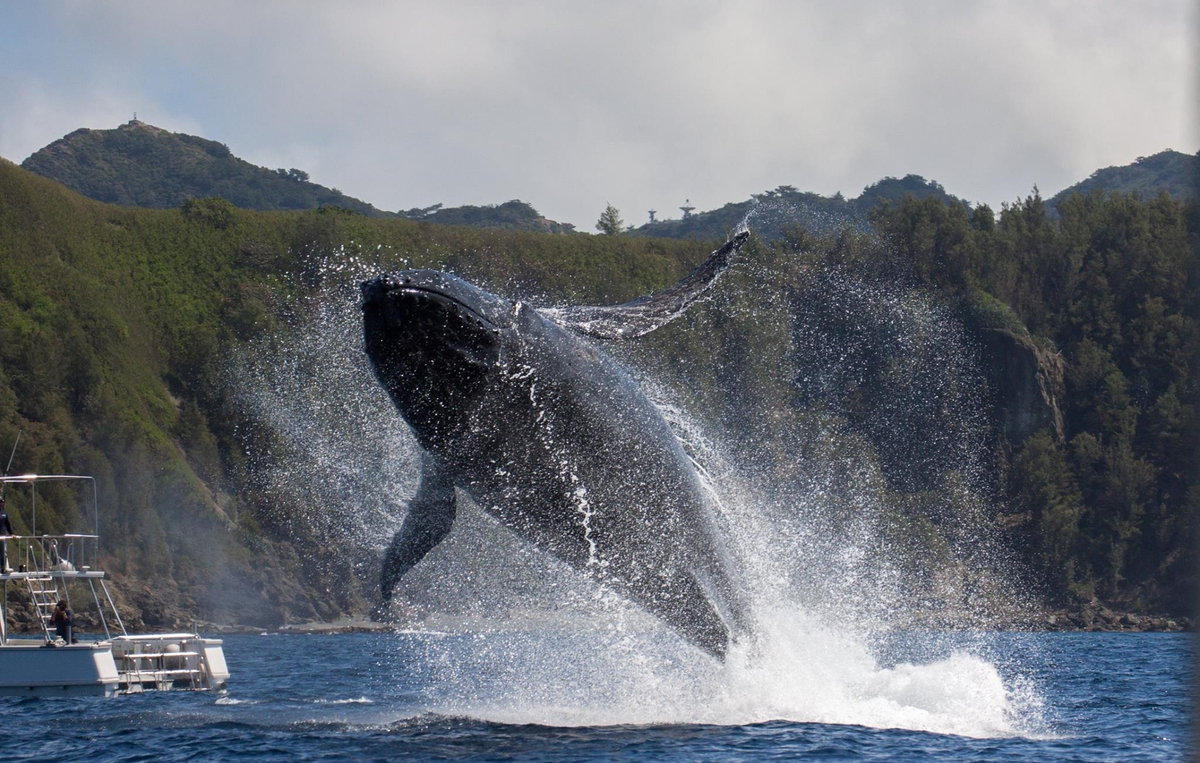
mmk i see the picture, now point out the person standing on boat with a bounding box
[51,600,72,643]
[0,498,13,574]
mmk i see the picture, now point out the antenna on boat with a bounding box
[1,429,20,499]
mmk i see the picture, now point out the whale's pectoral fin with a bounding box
[379,457,457,604]
[544,231,750,340]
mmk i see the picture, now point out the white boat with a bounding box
[0,474,230,696]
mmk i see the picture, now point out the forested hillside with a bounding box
[0,158,712,629]
[630,175,966,240]
[21,121,578,233]
[21,120,393,217]
[869,191,1197,613]
[399,199,576,233]
[1049,150,1199,211]
[0,157,1193,630]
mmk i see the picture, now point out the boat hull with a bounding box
[0,641,119,697]
[0,634,229,696]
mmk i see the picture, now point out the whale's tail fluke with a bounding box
[545,231,750,340]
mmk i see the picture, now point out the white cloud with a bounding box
[1,1,1193,227]
[0,73,206,164]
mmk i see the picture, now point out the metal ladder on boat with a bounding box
[24,572,62,641]
[116,642,208,691]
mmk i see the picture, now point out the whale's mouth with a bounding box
[362,273,503,333]
[363,277,502,378]
[389,285,496,331]
[384,287,500,363]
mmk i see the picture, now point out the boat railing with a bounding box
[0,532,125,644]
[1,533,100,576]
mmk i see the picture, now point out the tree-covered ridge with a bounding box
[0,155,1193,630]
[630,175,967,240]
[20,121,582,234]
[20,120,393,217]
[870,190,1197,613]
[399,199,576,233]
[0,158,713,629]
[1049,150,1199,211]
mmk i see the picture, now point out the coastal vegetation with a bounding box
[869,189,1195,613]
[0,158,710,627]
[0,151,1193,629]
[628,175,967,240]
[1047,150,1199,212]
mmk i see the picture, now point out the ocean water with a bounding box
[0,630,1189,761]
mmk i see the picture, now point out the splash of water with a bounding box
[228,249,1045,739]
[230,277,417,550]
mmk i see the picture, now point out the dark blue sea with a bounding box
[0,630,1190,761]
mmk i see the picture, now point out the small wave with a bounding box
[214,696,253,706]
[314,697,375,705]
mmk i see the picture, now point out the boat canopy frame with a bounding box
[1,474,100,540]
[0,475,125,645]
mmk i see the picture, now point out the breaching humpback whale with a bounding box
[361,232,750,658]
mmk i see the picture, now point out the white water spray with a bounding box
[228,251,1047,740]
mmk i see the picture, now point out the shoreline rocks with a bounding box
[1026,606,1191,633]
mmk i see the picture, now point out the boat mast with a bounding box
[0,429,19,498]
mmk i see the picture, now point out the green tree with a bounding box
[596,204,624,236]
[1014,429,1085,594]
[181,196,236,229]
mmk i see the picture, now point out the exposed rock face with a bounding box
[787,275,1067,494]
[975,328,1065,446]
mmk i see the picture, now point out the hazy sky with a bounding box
[0,1,1193,229]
